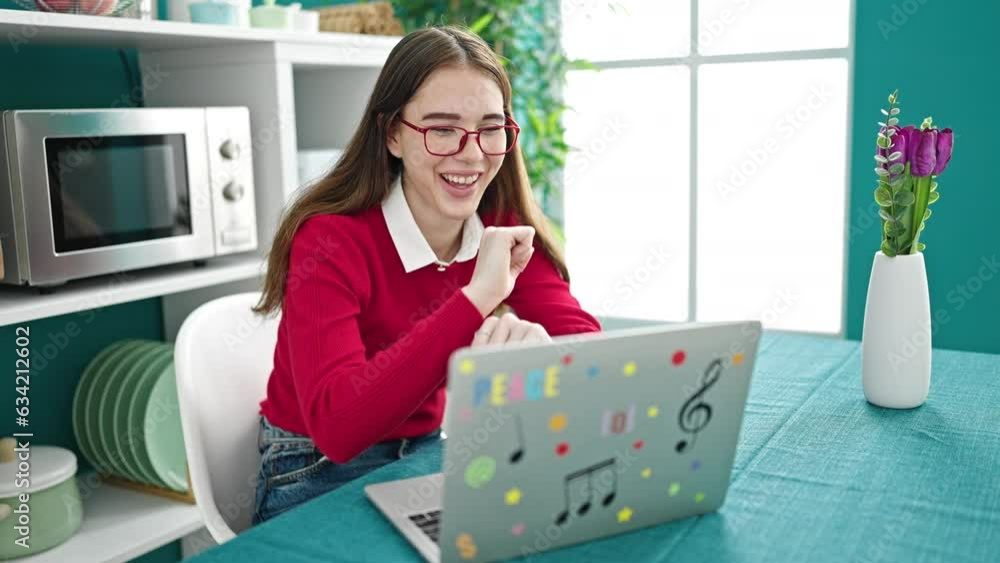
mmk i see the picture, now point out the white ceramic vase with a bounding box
[861,251,931,408]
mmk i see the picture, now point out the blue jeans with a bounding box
[252,415,442,525]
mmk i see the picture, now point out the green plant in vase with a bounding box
[874,89,954,256]
[863,89,956,410]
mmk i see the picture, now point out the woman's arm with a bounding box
[283,217,484,464]
[502,239,602,337]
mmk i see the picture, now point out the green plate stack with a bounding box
[71,339,189,493]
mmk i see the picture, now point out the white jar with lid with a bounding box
[288,3,319,32]
[0,438,82,559]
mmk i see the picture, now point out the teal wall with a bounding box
[847,0,999,353]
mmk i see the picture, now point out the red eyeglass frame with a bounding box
[398,116,521,156]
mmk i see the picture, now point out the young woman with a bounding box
[249,25,601,525]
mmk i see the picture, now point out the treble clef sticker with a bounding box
[675,358,724,453]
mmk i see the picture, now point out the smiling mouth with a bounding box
[440,173,482,189]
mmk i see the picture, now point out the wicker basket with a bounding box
[317,1,404,35]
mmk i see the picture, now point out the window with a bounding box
[562,0,853,334]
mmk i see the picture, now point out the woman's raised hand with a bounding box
[461,225,535,317]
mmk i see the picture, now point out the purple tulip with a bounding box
[933,128,954,175]
[911,129,939,177]
[900,125,919,164]
[885,125,905,160]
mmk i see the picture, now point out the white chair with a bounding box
[174,291,280,543]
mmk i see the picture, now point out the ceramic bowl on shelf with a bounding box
[189,0,241,26]
[250,0,292,29]
[32,0,118,15]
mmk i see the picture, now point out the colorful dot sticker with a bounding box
[617,507,634,523]
[632,440,644,450]
[511,523,525,536]
[459,359,476,375]
[459,407,473,421]
[672,350,686,366]
[646,405,660,418]
[562,354,574,366]
[732,352,745,366]
[555,442,570,456]
[505,487,522,505]
[690,459,702,471]
[587,365,600,378]
[548,413,568,432]
[456,533,477,560]
[623,361,637,376]
[694,492,705,503]
[669,482,681,497]
[640,468,652,479]
[464,456,496,489]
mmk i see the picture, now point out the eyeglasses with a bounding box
[398,117,521,156]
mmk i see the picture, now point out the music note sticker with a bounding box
[676,359,724,453]
[509,414,526,464]
[555,458,618,525]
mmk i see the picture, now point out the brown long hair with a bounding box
[252,25,568,316]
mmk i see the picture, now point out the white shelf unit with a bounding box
[0,253,264,326]
[2,9,399,561]
[23,476,203,563]
[0,9,400,56]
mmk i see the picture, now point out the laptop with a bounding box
[365,321,761,562]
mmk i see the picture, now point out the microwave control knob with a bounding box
[219,139,241,160]
[222,181,245,202]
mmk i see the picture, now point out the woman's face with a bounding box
[387,65,507,224]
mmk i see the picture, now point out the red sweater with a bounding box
[258,206,602,463]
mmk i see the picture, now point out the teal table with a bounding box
[190,333,1000,562]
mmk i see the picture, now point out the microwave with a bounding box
[0,107,257,289]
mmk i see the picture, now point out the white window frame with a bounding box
[561,0,857,337]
